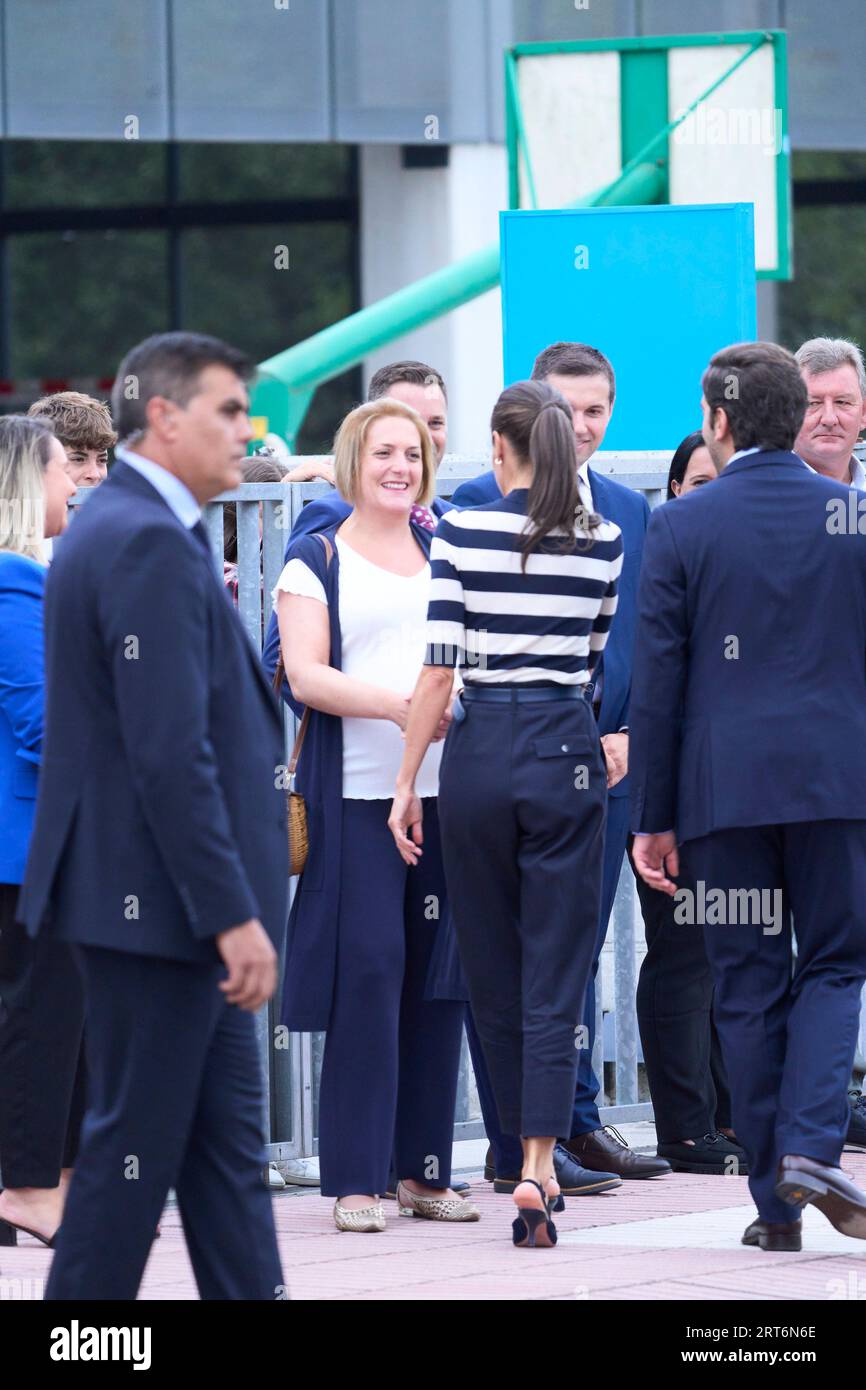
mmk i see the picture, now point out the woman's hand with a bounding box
[389,786,424,865]
[430,700,453,743]
[387,692,412,731]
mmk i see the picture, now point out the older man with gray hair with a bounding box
[795,335,866,1152]
[794,336,866,490]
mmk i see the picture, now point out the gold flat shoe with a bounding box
[333,1199,385,1232]
[396,1181,481,1222]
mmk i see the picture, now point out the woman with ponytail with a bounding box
[389,380,623,1248]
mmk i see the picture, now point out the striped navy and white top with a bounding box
[424,488,623,685]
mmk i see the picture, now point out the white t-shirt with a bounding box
[273,535,443,799]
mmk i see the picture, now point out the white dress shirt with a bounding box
[115,446,201,530]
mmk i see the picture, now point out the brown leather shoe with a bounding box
[776,1154,866,1238]
[742,1218,802,1251]
[565,1126,672,1179]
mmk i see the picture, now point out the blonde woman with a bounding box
[0,416,78,1247]
[275,398,479,1232]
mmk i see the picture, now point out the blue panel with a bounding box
[500,205,757,452]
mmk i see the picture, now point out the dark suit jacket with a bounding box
[18,461,289,963]
[451,467,650,796]
[629,449,866,843]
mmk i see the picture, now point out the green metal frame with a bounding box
[505,30,792,282]
[253,30,791,445]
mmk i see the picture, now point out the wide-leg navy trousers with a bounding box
[439,694,607,1139]
[317,798,464,1198]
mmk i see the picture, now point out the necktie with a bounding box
[577,470,595,525]
[410,504,436,531]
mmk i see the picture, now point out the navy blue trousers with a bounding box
[439,695,607,1139]
[45,946,283,1301]
[470,787,628,1170]
[318,799,463,1197]
[682,822,866,1223]
[571,791,631,1136]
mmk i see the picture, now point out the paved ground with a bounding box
[3,1136,866,1301]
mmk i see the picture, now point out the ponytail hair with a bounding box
[490,380,599,572]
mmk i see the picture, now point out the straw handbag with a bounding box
[272,534,333,877]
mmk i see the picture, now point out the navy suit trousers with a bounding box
[681,821,866,1223]
[439,695,607,1139]
[45,946,283,1301]
[317,798,463,1197]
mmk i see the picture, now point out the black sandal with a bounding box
[0,1217,55,1248]
[512,1179,558,1248]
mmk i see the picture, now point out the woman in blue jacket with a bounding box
[0,415,78,1247]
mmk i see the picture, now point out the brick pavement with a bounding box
[3,1153,865,1301]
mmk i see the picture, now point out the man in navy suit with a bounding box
[454,343,669,1184]
[19,332,288,1299]
[631,341,866,1250]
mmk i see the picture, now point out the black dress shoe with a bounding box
[553,1144,621,1195]
[846,1091,866,1150]
[776,1153,866,1238]
[565,1126,672,1179]
[742,1218,802,1251]
[484,1146,495,1183]
[657,1132,750,1175]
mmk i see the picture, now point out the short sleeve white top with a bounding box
[273,535,443,799]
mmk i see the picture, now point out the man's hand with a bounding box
[632,832,680,897]
[388,786,424,866]
[216,919,278,1011]
[600,732,629,788]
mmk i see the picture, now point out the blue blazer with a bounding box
[279,516,459,1029]
[262,489,453,689]
[0,553,45,884]
[18,461,289,962]
[451,468,650,798]
[629,449,866,843]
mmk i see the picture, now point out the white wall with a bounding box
[360,143,508,460]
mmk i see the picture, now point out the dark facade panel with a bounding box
[4,0,170,140]
[638,0,781,36]
[333,0,488,143]
[511,0,637,43]
[783,1,866,151]
[171,0,330,142]
[1,0,865,151]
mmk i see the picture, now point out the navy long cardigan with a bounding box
[278,518,466,1033]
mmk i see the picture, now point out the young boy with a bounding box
[27,390,116,488]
